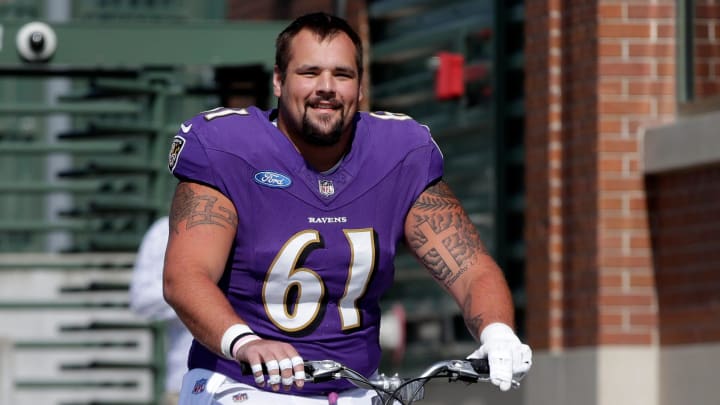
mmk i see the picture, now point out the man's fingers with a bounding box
[279,358,293,371]
[488,350,513,391]
[267,374,281,387]
[278,358,294,391]
[236,341,304,390]
[511,344,533,380]
[249,363,265,386]
[291,356,305,388]
[265,359,281,391]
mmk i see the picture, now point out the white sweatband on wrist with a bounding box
[480,322,519,344]
[231,334,261,359]
[220,324,256,360]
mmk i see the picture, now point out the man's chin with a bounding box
[302,124,342,146]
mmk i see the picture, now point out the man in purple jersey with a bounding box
[164,12,531,405]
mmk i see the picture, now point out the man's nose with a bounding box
[316,72,336,94]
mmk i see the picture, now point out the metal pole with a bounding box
[44,0,74,252]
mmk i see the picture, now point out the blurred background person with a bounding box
[130,216,193,405]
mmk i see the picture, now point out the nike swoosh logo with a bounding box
[180,123,192,133]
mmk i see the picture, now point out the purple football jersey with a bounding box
[168,106,443,396]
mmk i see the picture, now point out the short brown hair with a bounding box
[275,12,363,82]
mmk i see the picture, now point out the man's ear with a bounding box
[272,66,282,98]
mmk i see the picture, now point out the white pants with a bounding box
[178,368,384,405]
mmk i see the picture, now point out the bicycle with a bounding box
[303,358,520,405]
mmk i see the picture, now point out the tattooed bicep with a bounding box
[169,182,238,234]
[405,181,486,289]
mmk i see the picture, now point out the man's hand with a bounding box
[467,323,532,391]
[235,339,306,392]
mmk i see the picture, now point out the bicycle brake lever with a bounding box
[304,360,343,382]
[448,360,521,388]
[446,360,484,382]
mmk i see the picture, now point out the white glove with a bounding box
[467,323,532,391]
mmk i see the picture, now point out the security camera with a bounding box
[16,21,57,63]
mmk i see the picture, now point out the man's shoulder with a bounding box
[181,106,270,148]
[357,111,435,152]
[360,110,426,128]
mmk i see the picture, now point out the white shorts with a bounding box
[178,368,385,405]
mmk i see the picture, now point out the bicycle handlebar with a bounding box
[304,357,490,385]
[304,357,519,404]
[242,357,518,404]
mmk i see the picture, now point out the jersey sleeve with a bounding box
[422,125,444,185]
[167,117,219,188]
[400,120,444,196]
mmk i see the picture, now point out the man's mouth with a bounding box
[308,100,341,111]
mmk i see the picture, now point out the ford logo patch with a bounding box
[254,171,292,188]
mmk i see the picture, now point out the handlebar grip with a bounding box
[468,358,490,375]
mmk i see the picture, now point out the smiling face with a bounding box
[273,29,363,147]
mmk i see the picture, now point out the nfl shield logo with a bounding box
[192,378,207,394]
[318,179,335,197]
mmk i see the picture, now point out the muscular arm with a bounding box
[163,181,242,355]
[404,181,514,340]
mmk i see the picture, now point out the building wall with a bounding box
[526,0,672,351]
[646,164,720,345]
[526,1,720,404]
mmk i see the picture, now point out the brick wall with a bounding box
[526,1,678,350]
[646,164,720,344]
[596,1,677,346]
[524,0,555,351]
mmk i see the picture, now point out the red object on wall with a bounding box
[435,52,465,100]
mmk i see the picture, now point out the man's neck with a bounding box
[291,135,350,173]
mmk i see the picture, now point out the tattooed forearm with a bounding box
[169,182,238,233]
[463,294,484,341]
[407,181,486,289]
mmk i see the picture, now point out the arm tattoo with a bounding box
[407,182,486,289]
[169,182,238,233]
[463,294,484,341]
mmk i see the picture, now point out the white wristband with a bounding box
[480,322,519,344]
[220,324,255,360]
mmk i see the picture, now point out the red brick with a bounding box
[628,43,674,58]
[599,332,654,345]
[599,294,655,307]
[599,42,624,57]
[627,4,675,19]
[627,80,674,96]
[599,138,639,153]
[599,79,624,96]
[599,4,624,19]
[599,99,652,115]
[599,177,643,191]
[599,61,653,76]
[656,23,675,38]
[599,23,651,38]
